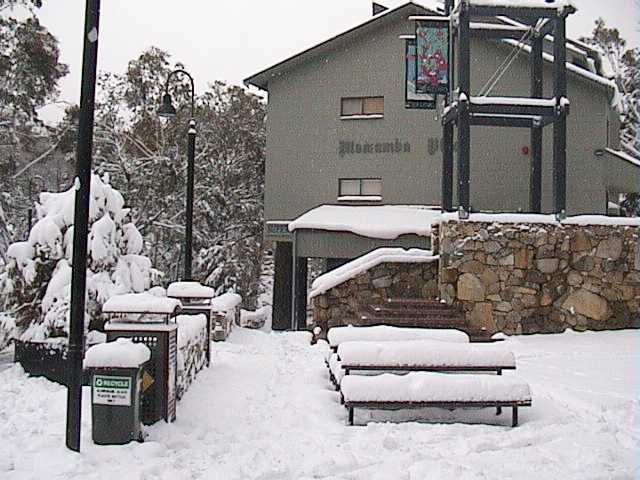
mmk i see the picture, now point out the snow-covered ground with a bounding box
[0,329,638,479]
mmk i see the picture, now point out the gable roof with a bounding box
[244,1,616,94]
[244,2,434,91]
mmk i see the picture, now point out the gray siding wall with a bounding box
[264,14,625,226]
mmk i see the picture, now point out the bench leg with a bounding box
[496,370,502,415]
[512,406,518,427]
[348,406,354,426]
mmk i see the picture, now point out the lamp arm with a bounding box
[164,68,196,118]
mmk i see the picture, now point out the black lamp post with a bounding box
[158,69,197,281]
[66,0,101,452]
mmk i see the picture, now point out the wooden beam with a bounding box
[442,102,459,125]
[468,5,568,18]
[442,122,454,211]
[457,1,471,211]
[470,114,535,128]
[530,35,544,213]
[470,25,531,40]
[469,101,555,117]
[553,14,568,214]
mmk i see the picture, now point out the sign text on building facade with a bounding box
[339,139,411,158]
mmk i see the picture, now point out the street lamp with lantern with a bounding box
[158,69,197,281]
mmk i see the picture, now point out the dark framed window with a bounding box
[340,97,384,117]
[338,178,382,198]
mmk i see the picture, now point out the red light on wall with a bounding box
[521,146,530,156]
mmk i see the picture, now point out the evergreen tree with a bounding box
[0,174,160,347]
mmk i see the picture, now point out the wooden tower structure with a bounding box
[438,0,576,214]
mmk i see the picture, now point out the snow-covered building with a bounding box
[244,1,640,329]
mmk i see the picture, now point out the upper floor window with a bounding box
[340,96,384,119]
[338,178,382,201]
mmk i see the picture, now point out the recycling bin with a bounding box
[84,338,151,445]
[89,365,146,445]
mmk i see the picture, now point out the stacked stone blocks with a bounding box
[438,220,640,335]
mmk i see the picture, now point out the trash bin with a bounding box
[84,338,151,445]
[105,323,178,425]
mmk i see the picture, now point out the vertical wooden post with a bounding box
[441,0,455,212]
[553,14,568,214]
[442,122,454,211]
[457,0,471,211]
[294,256,308,331]
[272,242,293,331]
[530,34,543,213]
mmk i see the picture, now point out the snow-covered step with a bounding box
[341,372,532,426]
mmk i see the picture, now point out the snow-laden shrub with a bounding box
[0,174,162,346]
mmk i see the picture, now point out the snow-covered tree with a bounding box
[0,174,161,346]
[581,19,639,157]
[0,0,70,249]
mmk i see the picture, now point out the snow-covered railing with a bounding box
[310,248,438,299]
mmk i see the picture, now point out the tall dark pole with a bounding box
[66,0,100,452]
[158,69,196,281]
[185,119,196,280]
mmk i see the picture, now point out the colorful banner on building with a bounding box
[415,20,449,95]
[405,39,436,109]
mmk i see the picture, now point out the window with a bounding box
[340,96,384,118]
[338,178,382,200]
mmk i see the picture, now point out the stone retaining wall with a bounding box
[312,261,439,333]
[439,220,640,335]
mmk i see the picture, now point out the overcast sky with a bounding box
[36,0,639,123]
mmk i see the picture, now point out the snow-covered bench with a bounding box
[327,325,469,352]
[337,340,515,376]
[341,372,532,427]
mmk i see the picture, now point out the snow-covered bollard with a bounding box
[84,339,151,445]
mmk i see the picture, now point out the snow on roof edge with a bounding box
[288,205,441,240]
[439,212,640,227]
[502,38,616,91]
[309,248,438,299]
[604,148,640,169]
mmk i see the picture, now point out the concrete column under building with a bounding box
[272,242,293,330]
[293,256,308,331]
